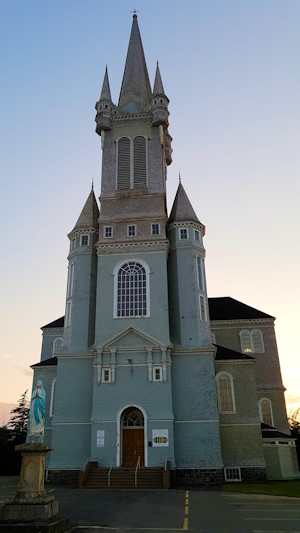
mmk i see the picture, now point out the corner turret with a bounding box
[95,67,115,134]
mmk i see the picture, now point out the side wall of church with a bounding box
[172,352,223,468]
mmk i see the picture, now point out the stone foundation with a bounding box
[240,467,266,483]
[47,470,80,487]
[171,468,224,488]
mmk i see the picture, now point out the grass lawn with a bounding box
[222,480,300,497]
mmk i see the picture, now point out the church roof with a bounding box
[261,423,294,439]
[153,62,165,95]
[41,296,273,330]
[209,297,274,320]
[99,66,112,101]
[31,357,57,367]
[168,182,202,226]
[214,344,254,361]
[72,188,99,232]
[118,15,152,112]
[41,316,64,329]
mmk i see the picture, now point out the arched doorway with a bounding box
[121,407,145,466]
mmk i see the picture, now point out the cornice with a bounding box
[96,240,169,252]
[41,327,64,332]
[210,318,275,326]
[113,113,151,122]
[167,221,205,232]
[68,228,99,240]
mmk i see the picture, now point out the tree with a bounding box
[288,408,300,470]
[7,390,29,442]
[0,391,30,475]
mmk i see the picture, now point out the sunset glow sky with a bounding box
[1,0,299,413]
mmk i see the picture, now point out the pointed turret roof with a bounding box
[118,15,152,112]
[153,62,165,95]
[100,66,112,101]
[72,188,99,231]
[168,182,201,226]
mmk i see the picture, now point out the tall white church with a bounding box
[30,15,299,487]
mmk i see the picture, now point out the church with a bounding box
[30,15,299,487]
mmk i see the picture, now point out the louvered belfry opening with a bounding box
[133,136,147,188]
[117,137,130,189]
[117,136,147,190]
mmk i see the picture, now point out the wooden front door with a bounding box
[122,428,144,466]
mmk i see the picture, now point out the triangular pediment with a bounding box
[95,326,168,352]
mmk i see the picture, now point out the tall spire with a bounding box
[118,15,152,113]
[100,66,112,101]
[153,61,165,96]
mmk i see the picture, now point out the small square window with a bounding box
[194,230,200,242]
[153,366,162,382]
[179,228,188,240]
[104,226,113,238]
[81,235,89,246]
[225,468,241,482]
[128,225,136,237]
[152,223,160,235]
[102,368,112,383]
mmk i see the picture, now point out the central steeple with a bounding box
[118,14,152,113]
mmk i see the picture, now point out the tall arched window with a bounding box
[239,330,252,353]
[216,372,235,413]
[133,136,147,188]
[50,379,56,417]
[53,338,62,356]
[251,330,264,353]
[114,260,150,318]
[117,137,130,189]
[259,398,273,426]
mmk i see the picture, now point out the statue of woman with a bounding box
[28,379,46,441]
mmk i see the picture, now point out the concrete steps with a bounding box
[82,465,165,489]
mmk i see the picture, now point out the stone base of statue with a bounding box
[0,443,70,532]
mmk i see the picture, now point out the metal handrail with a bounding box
[134,456,140,487]
[108,466,112,487]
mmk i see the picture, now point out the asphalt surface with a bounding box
[1,477,300,533]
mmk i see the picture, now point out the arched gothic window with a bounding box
[259,398,273,426]
[50,379,56,417]
[114,260,150,318]
[117,137,130,189]
[239,330,252,353]
[216,372,235,413]
[53,338,62,356]
[251,330,264,353]
[133,136,147,188]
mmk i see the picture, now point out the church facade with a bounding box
[30,15,299,485]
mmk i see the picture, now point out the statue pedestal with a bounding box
[0,443,70,532]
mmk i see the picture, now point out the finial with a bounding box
[179,171,181,184]
[91,179,94,191]
[131,8,139,18]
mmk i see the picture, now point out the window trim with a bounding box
[127,225,136,237]
[259,397,274,426]
[179,227,188,240]
[251,329,265,353]
[153,366,163,382]
[239,329,264,353]
[52,337,63,356]
[80,234,89,246]
[49,379,56,417]
[104,226,113,239]
[116,135,148,190]
[102,367,112,383]
[216,371,236,414]
[151,223,160,236]
[194,229,200,242]
[113,258,151,319]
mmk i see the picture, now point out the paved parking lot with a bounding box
[1,477,300,533]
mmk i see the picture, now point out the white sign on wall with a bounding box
[97,430,105,447]
[152,429,169,447]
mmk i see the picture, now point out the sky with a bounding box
[0,0,299,413]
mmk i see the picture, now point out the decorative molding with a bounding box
[96,240,169,252]
[41,327,64,332]
[167,221,205,232]
[113,113,151,121]
[68,228,98,240]
[210,319,275,326]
